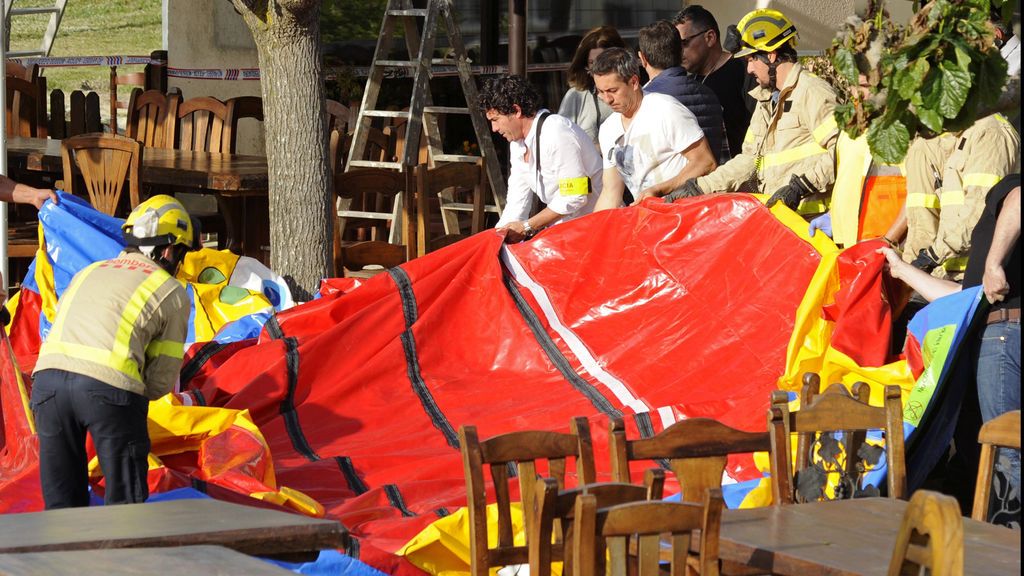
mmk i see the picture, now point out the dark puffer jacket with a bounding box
[644,67,729,164]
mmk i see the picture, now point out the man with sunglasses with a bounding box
[672,6,755,159]
[667,8,839,219]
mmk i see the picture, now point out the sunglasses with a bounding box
[681,29,709,48]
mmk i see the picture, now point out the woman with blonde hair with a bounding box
[558,26,625,145]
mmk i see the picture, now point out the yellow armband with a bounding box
[558,177,590,196]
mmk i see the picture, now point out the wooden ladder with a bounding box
[4,0,69,58]
[347,0,506,256]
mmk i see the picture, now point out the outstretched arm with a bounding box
[0,176,57,209]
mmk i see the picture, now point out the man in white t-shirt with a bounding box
[590,47,716,210]
[480,74,604,243]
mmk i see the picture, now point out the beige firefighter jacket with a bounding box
[902,113,1020,279]
[696,62,840,214]
[34,251,189,400]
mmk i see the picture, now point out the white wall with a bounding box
[163,0,264,154]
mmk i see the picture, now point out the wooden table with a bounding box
[0,545,294,575]
[718,498,1020,576]
[7,137,269,258]
[0,499,347,558]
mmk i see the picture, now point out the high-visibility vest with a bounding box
[831,134,906,247]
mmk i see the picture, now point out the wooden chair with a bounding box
[174,96,231,153]
[61,133,143,217]
[337,241,406,278]
[530,476,665,576]
[770,374,907,505]
[414,161,485,256]
[458,418,597,576]
[574,488,724,576]
[126,89,181,149]
[109,65,147,134]
[887,489,963,576]
[5,75,46,138]
[333,168,407,275]
[327,98,351,174]
[972,410,1021,522]
[6,60,39,81]
[224,96,264,154]
[610,416,774,504]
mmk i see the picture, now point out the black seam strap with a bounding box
[388,268,460,449]
[335,456,369,495]
[384,484,416,517]
[501,271,623,419]
[179,340,231,388]
[280,335,320,462]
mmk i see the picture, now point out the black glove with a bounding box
[910,248,941,273]
[766,174,815,210]
[664,178,703,202]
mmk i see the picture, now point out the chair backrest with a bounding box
[458,418,597,576]
[326,98,351,176]
[574,488,724,576]
[61,133,143,217]
[415,161,485,251]
[126,89,181,149]
[972,410,1021,522]
[175,96,231,153]
[530,476,664,576]
[5,75,44,138]
[109,65,148,134]
[6,60,39,82]
[770,374,907,505]
[224,96,264,154]
[337,240,406,278]
[887,490,963,576]
[332,168,408,273]
[610,416,773,504]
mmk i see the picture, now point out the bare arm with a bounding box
[500,207,564,243]
[877,247,961,302]
[633,138,717,204]
[595,167,626,212]
[982,186,1021,303]
[883,204,907,245]
[0,176,57,209]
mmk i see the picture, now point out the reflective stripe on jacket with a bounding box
[903,114,1020,279]
[34,251,189,399]
[696,63,839,199]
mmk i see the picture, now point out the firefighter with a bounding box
[667,8,839,218]
[30,195,193,509]
[902,114,1020,280]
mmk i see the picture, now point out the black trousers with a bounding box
[31,369,150,509]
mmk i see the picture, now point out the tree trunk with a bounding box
[230,0,332,301]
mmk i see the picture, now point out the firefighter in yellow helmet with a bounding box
[30,195,193,509]
[667,8,839,217]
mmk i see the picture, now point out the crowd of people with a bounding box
[480,5,1020,519]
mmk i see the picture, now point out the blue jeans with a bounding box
[974,319,1021,504]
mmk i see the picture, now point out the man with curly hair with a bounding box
[479,74,603,243]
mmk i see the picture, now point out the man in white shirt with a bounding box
[479,75,603,243]
[590,47,717,210]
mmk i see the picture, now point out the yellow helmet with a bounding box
[726,8,798,58]
[122,194,194,248]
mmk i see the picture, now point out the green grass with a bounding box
[9,0,162,125]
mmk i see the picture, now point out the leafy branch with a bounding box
[827,0,1015,164]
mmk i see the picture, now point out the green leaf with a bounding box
[895,58,930,99]
[918,106,944,134]
[867,118,910,164]
[953,43,972,69]
[832,49,859,86]
[936,60,972,118]
[834,102,857,131]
